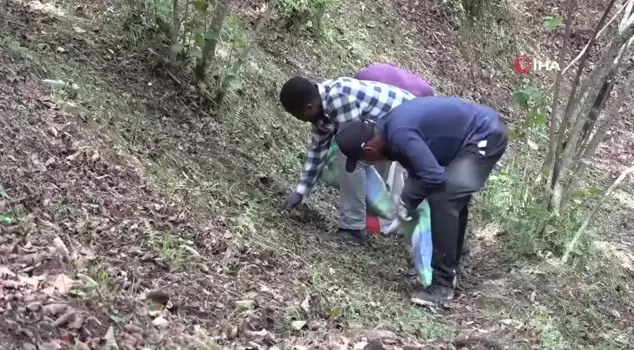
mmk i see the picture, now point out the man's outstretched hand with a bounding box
[283,192,304,210]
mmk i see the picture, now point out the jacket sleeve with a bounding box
[392,127,447,208]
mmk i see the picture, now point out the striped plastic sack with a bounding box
[399,200,433,287]
[321,142,396,220]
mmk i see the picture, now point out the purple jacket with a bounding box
[353,63,434,97]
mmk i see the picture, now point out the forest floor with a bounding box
[1,0,633,349]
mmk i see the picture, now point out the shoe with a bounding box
[337,228,369,244]
[413,284,454,303]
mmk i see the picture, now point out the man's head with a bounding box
[335,120,387,172]
[279,76,322,123]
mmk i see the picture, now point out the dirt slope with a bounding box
[1,0,633,349]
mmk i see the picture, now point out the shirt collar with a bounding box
[315,82,332,127]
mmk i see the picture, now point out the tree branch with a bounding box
[559,0,629,76]
[561,164,634,264]
[563,60,634,198]
[544,0,577,188]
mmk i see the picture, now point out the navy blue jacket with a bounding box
[376,97,500,192]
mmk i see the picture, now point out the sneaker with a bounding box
[413,284,454,303]
[337,228,370,245]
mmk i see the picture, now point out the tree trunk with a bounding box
[563,64,634,199]
[546,0,616,196]
[549,23,634,209]
[194,0,233,81]
[543,0,576,188]
[170,0,180,62]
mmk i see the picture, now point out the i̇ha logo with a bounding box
[513,56,560,74]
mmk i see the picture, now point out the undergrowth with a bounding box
[475,87,601,262]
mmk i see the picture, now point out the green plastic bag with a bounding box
[399,201,433,287]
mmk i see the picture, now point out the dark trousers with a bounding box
[404,122,508,288]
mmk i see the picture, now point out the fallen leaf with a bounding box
[123,324,143,333]
[52,310,76,327]
[43,303,68,317]
[529,290,536,303]
[152,316,169,328]
[300,295,310,314]
[26,301,42,311]
[147,309,161,317]
[21,253,47,265]
[235,299,255,309]
[43,79,68,90]
[244,329,268,338]
[68,314,84,329]
[104,326,119,349]
[0,266,15,278]
[353,341,368,350]
[38,341,61,350]
[243,291,259,299]
[73,26,86,33]
[291,320,307,330]
[47,274,74,295]
[182,245,200,257]
[258,284,272,293]
[53,237,70,258]
[2,280,19,289]
[74,341,90,350]
[18,274,41,288]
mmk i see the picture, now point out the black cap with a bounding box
[335,120,376,173]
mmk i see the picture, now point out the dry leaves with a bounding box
[41,274,74,295]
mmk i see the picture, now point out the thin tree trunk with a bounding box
[180,0,190,45]
[577,39,630,153]
[550,23,634,209]
[561,164,634,264]
[194,0,233,81]
[544,0,576,189]
[563,65,634,199]
[216,1,274,104]
[547,0,617,195]
[170,0,180,62]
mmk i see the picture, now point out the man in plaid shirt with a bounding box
[279,74,416,243]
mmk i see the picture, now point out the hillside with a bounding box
[1,0,633,349]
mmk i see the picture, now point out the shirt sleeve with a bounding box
[392,127,447,208]
[294,123,335,196]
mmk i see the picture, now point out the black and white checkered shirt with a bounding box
[295,77,414,196]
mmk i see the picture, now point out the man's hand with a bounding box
[397,197,420,222]
[283,192,304,210]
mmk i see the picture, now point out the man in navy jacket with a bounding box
[334,97,508,302]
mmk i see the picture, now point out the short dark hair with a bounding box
[279,76,317,113]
